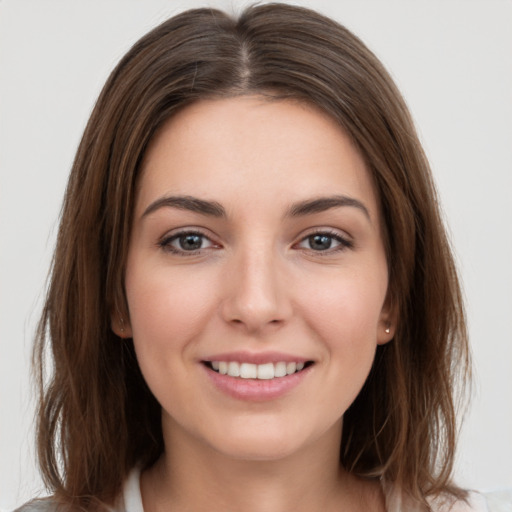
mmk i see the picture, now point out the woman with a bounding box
[17,4,507,512]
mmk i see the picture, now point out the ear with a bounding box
[111,310,133,339]
[377,294,398,345]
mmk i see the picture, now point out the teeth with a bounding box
[209,360,308,379]
[274,361,287,377]
[228,361,240,377]
[286,362,297,375]
[240,362,257,379]
[257,363,274,380]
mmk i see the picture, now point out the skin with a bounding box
[115,96,395,512]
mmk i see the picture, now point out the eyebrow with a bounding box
[142,194,370,221]
[286,195,371,221]
[142,195,226,218]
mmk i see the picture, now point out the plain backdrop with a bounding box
[1,0,511,509]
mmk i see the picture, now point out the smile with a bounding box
[202,352,315,400]
[206,361,309,380]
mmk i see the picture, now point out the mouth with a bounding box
[203,360,314,380]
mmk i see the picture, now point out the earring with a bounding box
[385,325,391,334]
[120,317,125,335]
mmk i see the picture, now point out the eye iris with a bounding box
[179,234,202,250]
[309,234,332,250]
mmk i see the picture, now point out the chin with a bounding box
[211,432,304,462]
[202,415,336,463]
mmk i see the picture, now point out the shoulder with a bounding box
[13,499,61,512]
[383,482,512,512]
[13,497,121,512]
[480,489,512,512]
[431,489,512,512]
[12,469,142,512]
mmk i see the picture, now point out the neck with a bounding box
[140,416,383,512]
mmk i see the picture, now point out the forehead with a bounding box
[137,96,379,219]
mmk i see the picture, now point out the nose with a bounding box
[220,245,292,334]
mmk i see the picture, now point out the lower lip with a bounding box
[203,364,312,401]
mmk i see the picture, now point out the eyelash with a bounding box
[295,229,353,255]
[158,229,353,256]
[158,230,215,255]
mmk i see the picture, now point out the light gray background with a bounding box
[1,0,511,509]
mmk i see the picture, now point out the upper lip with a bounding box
[201,351,311,365]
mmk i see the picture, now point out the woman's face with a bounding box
[120,96,394,461]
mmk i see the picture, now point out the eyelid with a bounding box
[294,228,354,253]
[156,226,353,256]
[157,227,220,255]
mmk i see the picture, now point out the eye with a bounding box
[159,230,216,255]
[297,231,352,253]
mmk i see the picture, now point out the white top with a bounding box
[121,469,145,512]
[120,467,512,512]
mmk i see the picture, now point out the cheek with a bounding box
[297,267,387,397]
[300,271,387,339]
[123,263,220,396]
[124,263,219,411]
[126,262,216,341]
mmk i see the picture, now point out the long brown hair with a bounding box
[34,3,470,509]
